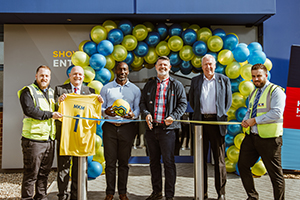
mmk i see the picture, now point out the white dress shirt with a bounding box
[200,74,217,114]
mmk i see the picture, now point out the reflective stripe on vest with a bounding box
[246,83,283,138]
[18,84,56,140]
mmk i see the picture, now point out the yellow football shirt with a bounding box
[58,94,101,156]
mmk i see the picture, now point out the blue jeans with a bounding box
[145,127,176,198]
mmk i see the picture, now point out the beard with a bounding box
[157,70,168,77]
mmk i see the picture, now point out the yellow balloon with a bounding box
[64,79,70,84]
[264,58,273,71]
[180,22,190,31]
[227,145,240,163]
[218,49,234,65]
[234,133,245,149]
[144,63,155,69]
[239,80,255,97]
[156,41,170,56]
[225,61,241,79]
[232,92,246,108]
[168,36,184,52]
[71,51,90,66]
[143,22,155,32]
[131,55,144,68]
[102,20,117,33]
[239,60,248,67]
[112,45,128,62]
[179,45,194,61]
[225,157,237,173]
[188,24,201,32]
[95,135,102,149]
[207,35,223,52]
[78,40,90,51]
[191,55,202,68]
[109,69,115,81]
[227,106,237,119]
[132,24,148,41]
[251,160,267,176]
[240,64,252,80]
[101,162,106,174]
[87,80,103,94]
[144,47,158,64]
[131,65,143,71]
[121,35,138,51]
[90,26,107,44]
[83,66,95,83]
[105,55,116,70]
[93,146,105,163]
[228,115,236,121]
[197,27,212,43]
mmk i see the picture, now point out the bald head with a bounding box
[69,66,84,87]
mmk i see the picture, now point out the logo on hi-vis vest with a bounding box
[73,104,85,110]
[258,103,264,107]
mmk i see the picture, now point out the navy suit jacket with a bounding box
[189,73,232,136]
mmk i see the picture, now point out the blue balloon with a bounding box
[227,120,242,136]
[230,79,241,93]
[118,20,133,35]
[233,45,250,62]
[171,65,180,72]
[247,50,266,65]
[212,28,226,40]
[182,29,197,45]
[83,41,98,56]
[123,51,134,66]
[66,65,74,78]
[215,62,226,75]
[245,97,249,108]
[107,29,124,45]
[225,134,234,147]
[180,61,192,75]
[96,123,103,138]
[223,34,239,51]
[145,32,160,47]
[97,40,114,56]
[238,43,248,48]
[235,107,248,122]
[267,70,271,81]
[95,68,111,85]
[87,156,93,166]
[169,23,183,37]
[87,161,103,179]
[156,23,168,40]
[192,41,207,56]
[134,42,149,57]
[168,51,182,66]
[89,53,106,71]
[247,42,263,53]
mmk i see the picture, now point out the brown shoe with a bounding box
[105,194,114,200]
[119,194,129,200]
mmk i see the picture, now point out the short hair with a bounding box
[156,56,170,64]
[201,54,216,64]
[251,63,268,73]
[36,65,51,74]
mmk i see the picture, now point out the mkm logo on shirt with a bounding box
[73,104,85,110]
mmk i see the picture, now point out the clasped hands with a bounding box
[146,114,173,130]
[105,106,135,119]
[241,118,256,128]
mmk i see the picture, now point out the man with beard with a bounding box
[18,65,62,200]
[238,64,286,200]
[140,56,187,200]
[100,62,141,200]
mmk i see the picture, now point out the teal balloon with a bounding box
[169,23,183,37]
[156,23,168,40]
[145,32,160,47]
[107,29,124,45]
[213,28,226,40]
[223,34,239,51]
[215,62,226,75]
[118,20,133,35]
[247,42,263,53]
[207,51,218,61]
[235,107,248,122]
[83,41,97,56]
[123,51,134,65]
[192,41,207,56]
[134,41,149,57]
[225,134,234,147]
[95,68,111,85]
[168,51,182,66]
[182,29,197,45]
[88,161,103,179]
[90,54,106,71]
[180,61,192,75]
[88,156,93,166]
[66,65,74,77]
[248,50,266,65]
[233,45,250,62]
[230,79,241,93]
[97,40,114,56]
[227,120,242,136]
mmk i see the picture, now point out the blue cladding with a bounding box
[282,129,300,170]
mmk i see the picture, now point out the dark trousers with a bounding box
[145,127,176,198]
[180,123,190,148]
[238,133,285,200]
[103,122,136,195]
[202,116,227,197]
[57,138,81,200]
[21,137,55,200]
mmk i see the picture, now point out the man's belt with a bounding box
[202,114,217,119]
[153,122,164,127]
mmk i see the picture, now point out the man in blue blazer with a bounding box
[189,54,232,200]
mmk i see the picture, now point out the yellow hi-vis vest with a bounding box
[246,83,284,138]
[18,84,56,140]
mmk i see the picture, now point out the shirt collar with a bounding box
[203,74,215,81]
[70,83,81,91]
[156,76,169,83]
[113,79,130,87]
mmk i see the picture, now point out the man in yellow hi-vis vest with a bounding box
[238,64,286,200]
[18,65,62,200]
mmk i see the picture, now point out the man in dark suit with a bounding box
[189,54,232,200]
[54,66,103,200]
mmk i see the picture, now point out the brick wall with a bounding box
[0,112,2,169]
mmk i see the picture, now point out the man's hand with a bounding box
[124,110,134,119]
[58,94,67,103]
[146,114,153,130]
[52,112,62,119]
[105,106,116,117]
[241,120,249,128]
[245,118,256,127]
[164,116,174,126]
[97,95,104,103]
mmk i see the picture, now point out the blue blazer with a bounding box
[189,73,232,136]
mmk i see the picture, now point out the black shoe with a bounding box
[146,191,163,200]
[166,198,173,200]
[218,194,225,200]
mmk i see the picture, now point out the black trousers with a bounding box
[103,122,136,195]
[21,137,55,200]
[238,133,285,200]
[202,116,227,197]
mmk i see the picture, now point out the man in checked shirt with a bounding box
[140,56,187,200]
